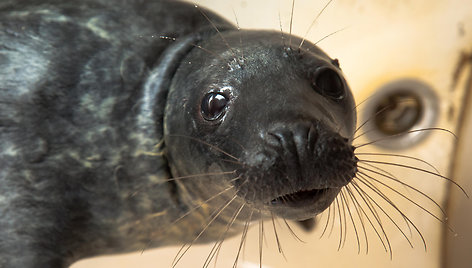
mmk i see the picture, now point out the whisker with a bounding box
[158,35,225,61]
[358,162,400,188]
[353,100,395,136]
[258,209,264,268]
[193,3,240,65]
[355,174,417,249]
[218,158,245,167]
[359,159,469,197]
[231,8,244,62]
[228,175,243,184]
[126,171,237,199]
[203,203,245,268]
[320,203,332,238]
[358,168,456,241]
[354,127,458,148]
[327,198,337,238]
[335,196,343,250]
[168,134,240,161]
[212,242,224,268]
[166,170,237,182]
[314,26,348,46]
[169,185,238,226]
[357,152,440,174]
[350,181,390,255]
[358,164,422,234]
[172,194,239,267]
[352,98,440,140]
[339,190,350,249]
[357,174,426,248]
[278,10,286,49]
[298,0,334,49]
[270,212,286,258]
[282,218,306,243]
[353,95,376,113]
[288,0,295,48]
[358,164,447,217]
[127,184,236,237]
[353,179,383,224]
[352,128,376,141]
[233,209,254,268]
[345,186,368,254]
[210,205,245,268]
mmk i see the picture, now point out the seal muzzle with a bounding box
[234,121,357,219]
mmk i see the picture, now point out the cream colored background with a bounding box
[72,0,472,267]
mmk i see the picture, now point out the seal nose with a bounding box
[267,121,357,189]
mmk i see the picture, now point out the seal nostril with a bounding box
[307,124,319,153]
[267,132,282,144]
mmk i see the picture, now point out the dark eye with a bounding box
[312,67,345,100]
[201,92,229,121]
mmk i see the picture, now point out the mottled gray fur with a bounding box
[0,0,357,267]
[0,1,236,266]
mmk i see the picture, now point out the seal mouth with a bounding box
[269,188,329,207]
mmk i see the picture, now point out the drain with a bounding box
[361,79,439,150]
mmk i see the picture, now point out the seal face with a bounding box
[164,30,357,221]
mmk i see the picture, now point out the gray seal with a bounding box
[0,0,357,267]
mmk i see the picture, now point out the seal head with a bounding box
[164,30,357,221]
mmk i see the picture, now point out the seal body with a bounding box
[0,0,357,267]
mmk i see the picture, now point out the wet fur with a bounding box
[0,1,467,268]
[0,1,239,266]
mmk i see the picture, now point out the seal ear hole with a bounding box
[201,92,229,121]
[311,67,345,100]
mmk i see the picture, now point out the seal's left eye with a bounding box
[201,92,229,121]
[312,67,345,100]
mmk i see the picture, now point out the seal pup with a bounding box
[5,0,445,267]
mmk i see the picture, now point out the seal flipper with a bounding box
[295,218,317,232]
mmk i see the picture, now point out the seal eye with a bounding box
[201,92,229,121]
[312,67,345,100]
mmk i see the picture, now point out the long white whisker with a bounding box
[345,186,369,254]
[358,164,447,217]
[350,181,390,255]
[193,2,241,66]
[288,0,295,48]
[357,152,440,174]
[298,0,334,49]
[270,212,286,259]
[359,159,468,197]
[168,134,240,161]
[172,194,239,267]
[167,170,237,182]
[354,127,457,148]
[233,209,254,268]
[356,174,417,249]
[203,203,245,268]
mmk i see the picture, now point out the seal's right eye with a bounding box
[201,92,229,121]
